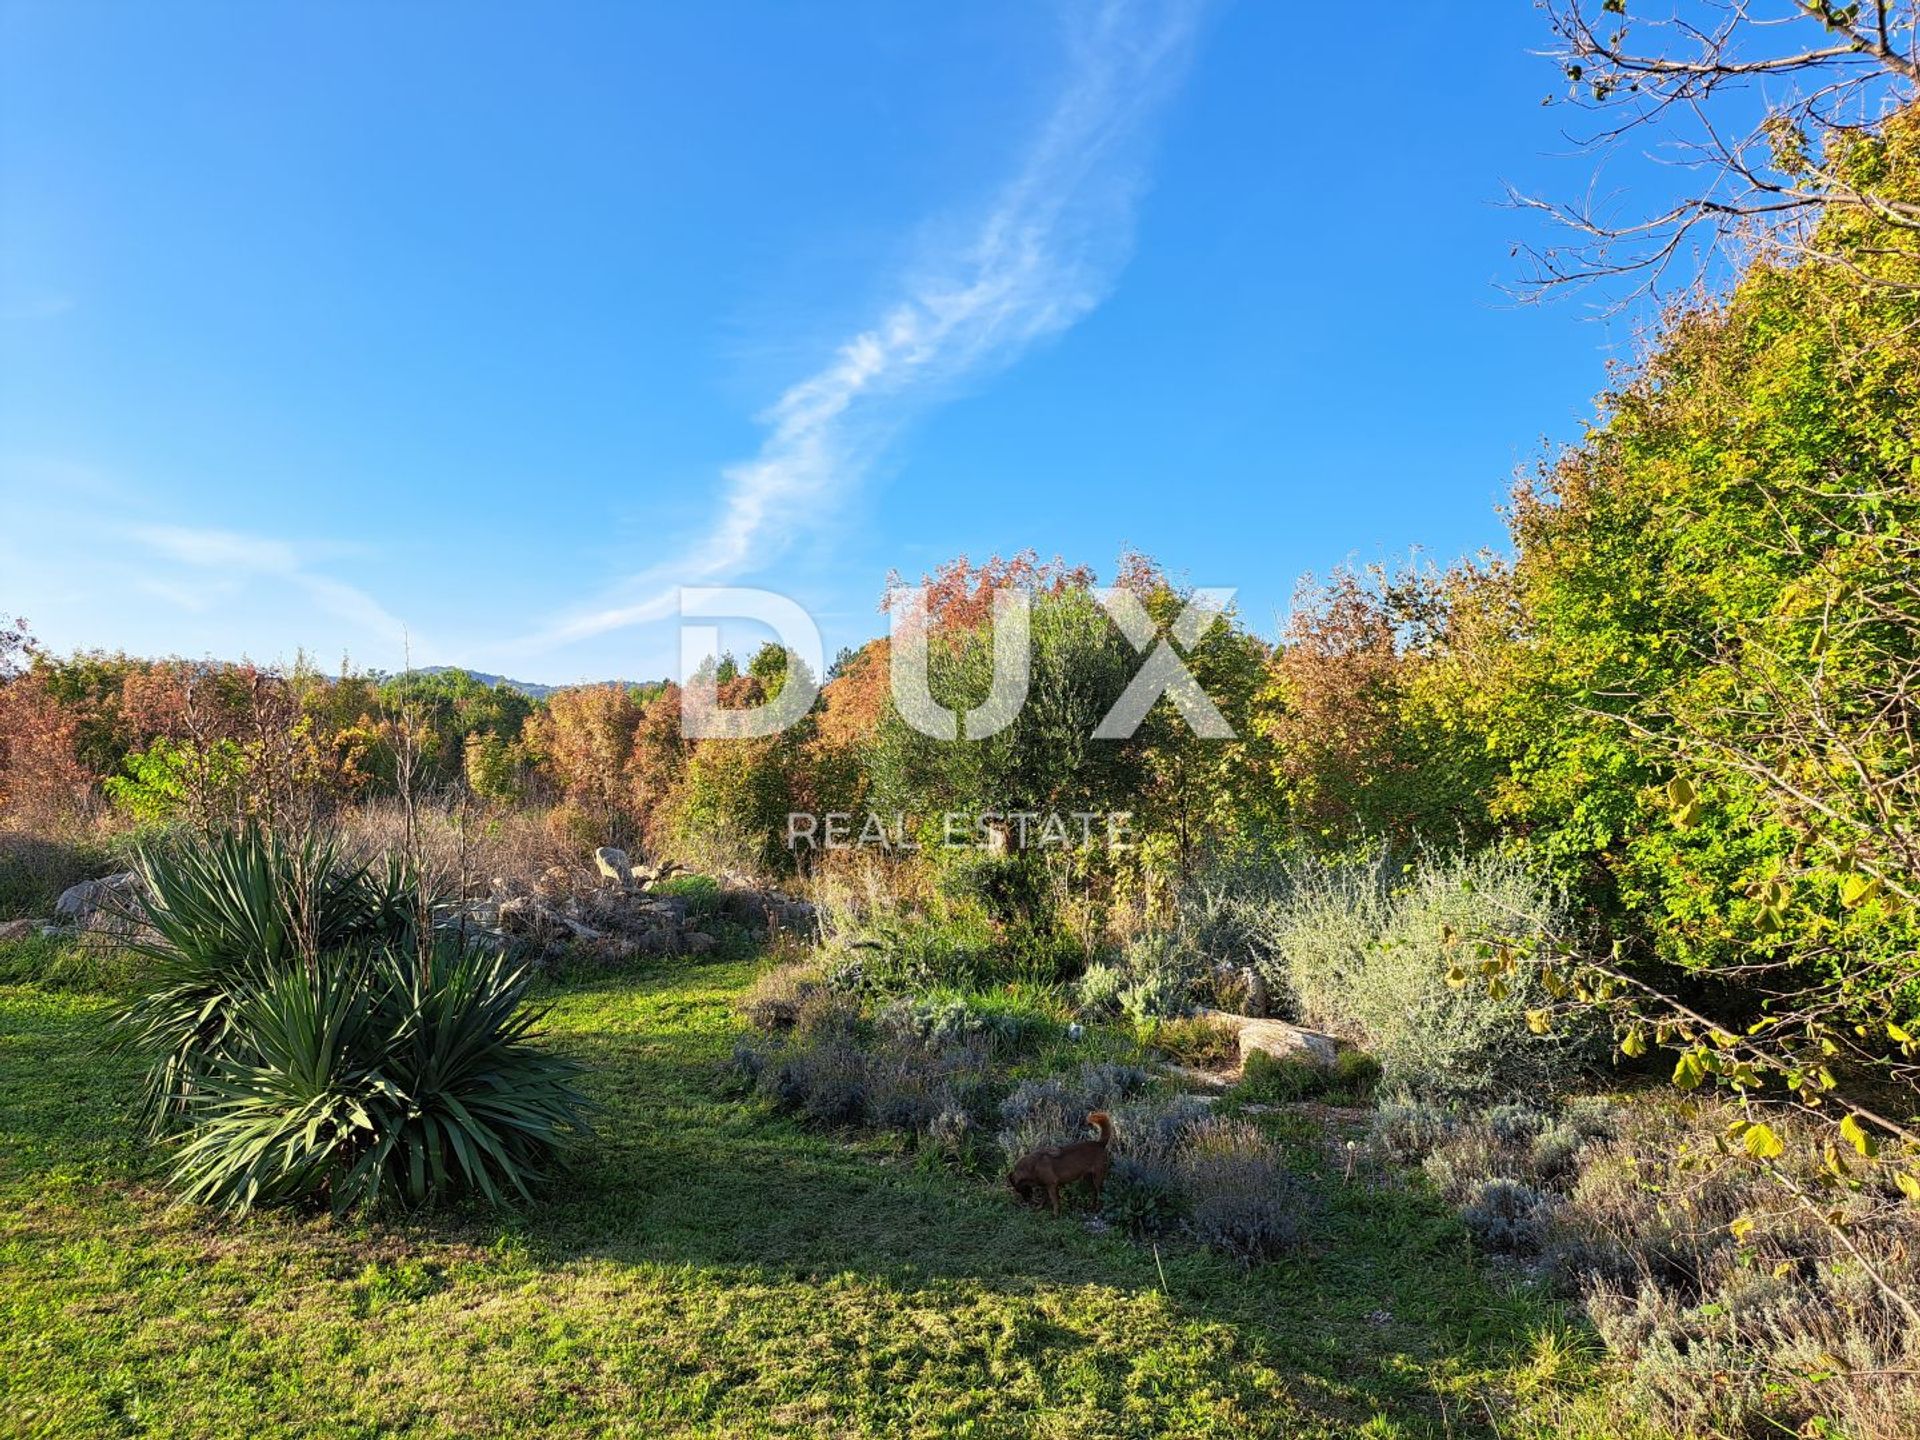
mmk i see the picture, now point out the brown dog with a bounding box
[1008,1111,1114,1217]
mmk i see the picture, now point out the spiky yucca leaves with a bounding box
[114,827,432,1132]
[169,943,591,1213]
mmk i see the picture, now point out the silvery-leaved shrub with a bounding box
[1214,845,1586,1099]
[997,1062,1152,1161]
[1369,1093,1459,1164]
[1177,1119,1304,1264]
[1460,1178,1554,1254]
[1115,933,1193,1024]
[1076,961,1125,1016]
[1484,1101,1547,1143]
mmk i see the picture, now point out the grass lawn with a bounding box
[0,950,1626,1438]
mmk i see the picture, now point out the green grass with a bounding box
[0,941,1636,1438]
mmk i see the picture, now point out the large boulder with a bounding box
[53,872,143,927]
[1195,1007,1342,1070]
[593,847,635,889]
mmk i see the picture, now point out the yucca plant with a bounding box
[114,826,431,1132]
[113,826,592,1213]
[168,942,592,1213]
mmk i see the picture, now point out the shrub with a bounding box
[166,943,591,1213]
[1220,846,1585,1099]
[114,826,427,1132]
[1178,1119,1304,1264]
[996,1062,1151,1162]
[1076,961,1124,1016]
[1102,1155,1187,1238]
[653,872,726,921]
[724,1039,765,1091]
[878,995,1035,1053]
[110,827,588,1214]
[1369,1094,1458,1164]
[739,961,826,1030]
[936,853,1050,930]
[1147,1015,1239,1069]
[766,1037,869,1126]
[1460,1178,1554,1255]
[1237,1047,1383,1105]
[1116,1094,1215,1168]
[1527,1123,1587,1182]
[998,1077,1092,1160]
[1384,1089,1920,1435]
[1076,1061,1151,1106]
[866,1050,945,1133]
[1114,933,1192,1024]
[925,1105,988,1173]
[1484,1102,1547,1144]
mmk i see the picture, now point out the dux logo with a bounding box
[679,585,1236,741]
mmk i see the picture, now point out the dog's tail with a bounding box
[1087,1111,1115,1146]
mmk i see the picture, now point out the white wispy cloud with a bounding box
[526,0,1207,651]
[125,523,417,651]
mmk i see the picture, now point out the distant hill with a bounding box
[412,667,663,700]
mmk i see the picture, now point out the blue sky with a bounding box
[1,2,1672,684]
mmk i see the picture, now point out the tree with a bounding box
[1119,556,1277,871]
[0,620,92,825]
[1255,568,1499,849]
[1525,2,1918,300]
[626,683,688,846]
[1461,107,1920,1180]
[523,685,646,842]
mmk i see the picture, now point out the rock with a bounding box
[683,931,716,955]
[53,872,142,926]
[626,859,683,889]
[0,917,41,943]
[498,896,603,944]
[593,847,635,888]
[1196,1007,1342,1069]
[631,929,680,956]
[776,898,818,932]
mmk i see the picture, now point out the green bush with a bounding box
[1113,933,1193,1024]
[169,943,592,1213]
[653,872,724,920]
[1236,1047,1381,1105]
[1147,1015,1239,1069]
[111,826,589,1213]
[1075,960,1125,1016]
[114,826,425,1132]
[104,737,251,825]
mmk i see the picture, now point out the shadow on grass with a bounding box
[502,961,1575,1434]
